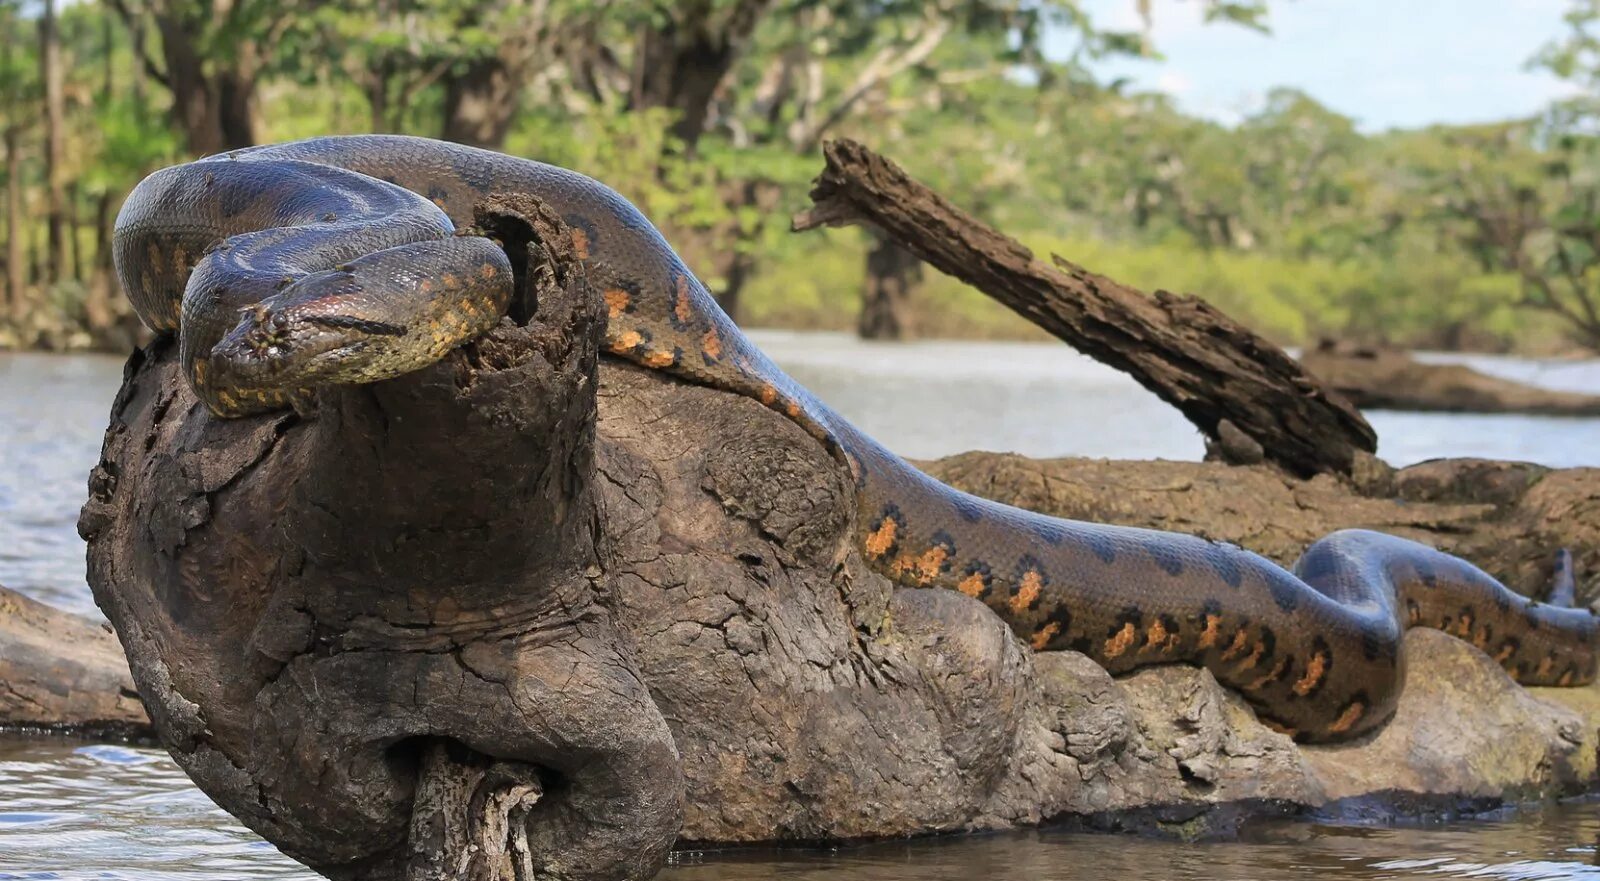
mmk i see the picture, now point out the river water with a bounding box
[1,335,1599,880]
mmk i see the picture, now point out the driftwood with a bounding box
[1300,340,1600,416]
[792,139,1376,479]
[0,583,150,738]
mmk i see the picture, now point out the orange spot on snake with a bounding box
[785,401,801,419]
[1221,628,1251,661]
[1031,622,1061,650]
[478,262,498,280]
[1327,701,1365,735]
[570,228,590,260]
[1294,652,1328,696]
[1560,669,1575,686]
[864,517,897,560]
[604,288,631,318]
[1008,570,1044,616]
[1142,618,1176,653]
[1236,640,1266,672]
[912,546,949,585]
[956,571,987,598]
[1495,643,1516,664]
[759,384,778,406]
[675,275,693,325]
[418,278,434,295]
[1247,655,1291,690]
[1454,613,1474,639]
[1537,656,1555,678]
[644,348,675,368]
[1104,622,1137,659]
[442,272,460,289]
[1197,614,1222,650]
[702,328,723,361]
[610,330,643,354]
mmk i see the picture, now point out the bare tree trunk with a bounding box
[440,56,517,149]
[39,0,65,284]
[859,228,920,340]
[128,12,146,113]
[82,190,120,339]
[138,7,257,155]
[67,179,82,282]
[2,129,17,322]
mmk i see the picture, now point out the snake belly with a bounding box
[113,135,1600,742]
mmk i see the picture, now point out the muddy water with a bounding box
[2,338,1598,880]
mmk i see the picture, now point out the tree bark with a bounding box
[859,228,920,340]
[39,0,65,284]
[80,197,682,881]
[794,139,1377,478]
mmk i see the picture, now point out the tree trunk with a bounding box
[859,228,920,340]
[440,56,517,149]
[3,128,19,322]
[39,0,65,284]
[627,0,777,152]
[147,12,257,155]
[794,139,1376,478]
[82,189,123,342]
[67,179,81,282]
[82,197,683,881]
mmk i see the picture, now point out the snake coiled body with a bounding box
[114,135,1599,742]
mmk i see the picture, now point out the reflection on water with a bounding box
[5,737,1600,880]
[1,339,1599,879]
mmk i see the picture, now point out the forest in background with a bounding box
[3,0,1600,356]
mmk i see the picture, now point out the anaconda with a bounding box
[113,135,1599,742]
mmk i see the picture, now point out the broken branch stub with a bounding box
[79,195,683,881]
[793,138,1376,478]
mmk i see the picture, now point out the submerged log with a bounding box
[1300,339,1600,416]
[792,139,1376,479]
[0,584,150,739]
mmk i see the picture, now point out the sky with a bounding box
[1064,0,1585,132]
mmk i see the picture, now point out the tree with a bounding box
[108,0,305,153]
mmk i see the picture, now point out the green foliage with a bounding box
[0,0,1595,354]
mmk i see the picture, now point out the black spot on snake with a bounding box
[1030,519,1067,547]
[1208,542,1245,588]
[1147,539,1185,576]
[1084,530,1117,564]
[1267,572,1301,613]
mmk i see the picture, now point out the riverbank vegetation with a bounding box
[1,0,1599,355]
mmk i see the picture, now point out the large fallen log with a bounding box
[792,139,1376,479]
[1300,339,1600,416]
[0,583,150,739]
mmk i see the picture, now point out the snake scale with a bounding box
[113,135,1598,742]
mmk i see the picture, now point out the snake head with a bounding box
[207,269,413,393]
